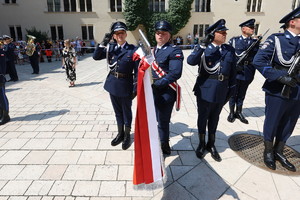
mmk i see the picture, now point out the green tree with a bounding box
[124,0,193,45]
[26,27,49,44]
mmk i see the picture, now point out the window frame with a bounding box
[194,0,211,12]
[81,25,94,40]
[110,0,122,12]
[193,24,210,38]
[9,25,22,41]
[50,25,64,41]
[292,0,300,9]
[247,0,262,12]
[149,0,165,12]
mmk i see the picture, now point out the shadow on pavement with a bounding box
[245,106,265,117]
[155,122,240,200]
[74,81,103,87]
[12,109,70,121]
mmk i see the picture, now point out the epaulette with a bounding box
[273,33,285,36]
[222,43,235,51]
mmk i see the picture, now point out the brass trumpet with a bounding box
[25,35,36,56]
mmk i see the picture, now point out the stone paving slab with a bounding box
[0,51,299,199]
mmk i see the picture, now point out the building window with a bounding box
[195,0,211,12]
[247,0,262,12]
[193,24,209,38]
[47,0,60,12]
[79,0,92,12]
[292,0,300,9]
[64,0,76,12]
[9,25,22,41]
[81,25,94,40]
[149,0,165,12]
[110,0,122,12]
[50,25,64,40]
[5,0,16,3]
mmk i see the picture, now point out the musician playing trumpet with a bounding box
[26,35,40,74]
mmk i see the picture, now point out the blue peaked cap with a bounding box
[205,19,228,35]
[279,6,300,23]
[239,19,255,27]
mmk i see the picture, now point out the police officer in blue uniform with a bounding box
[3,35,18,82]
[253,7,300,172]
[0,37,10,125]
[152,20,184,155]
[187,19,236,161]
[227,19,259,124]
[93,21,138,150]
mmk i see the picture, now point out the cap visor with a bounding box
[113,28,126,32]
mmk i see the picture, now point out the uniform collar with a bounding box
[117,42,127,49]
[287,29,297,37]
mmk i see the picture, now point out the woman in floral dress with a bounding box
[62,39,77,87]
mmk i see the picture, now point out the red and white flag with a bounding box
[132,48,165,188]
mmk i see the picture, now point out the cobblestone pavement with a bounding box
[0,50,299,200]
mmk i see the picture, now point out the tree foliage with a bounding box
[26,27,49,44]
[124,0,193,45]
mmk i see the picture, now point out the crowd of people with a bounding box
[5,37,94,66]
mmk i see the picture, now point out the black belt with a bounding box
[274,64,289,71]
[110,71,132,78]
[207,74,229,81]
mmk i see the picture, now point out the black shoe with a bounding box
[195,143,206,159]
[263,141,276,170]
[236,113,249,124]
[196,133,206,159]
[0,110,10,126]
[206,145,221,162]
[161,142,171,155]
[235,106,249,124]
[275,152,296,171]
[111,134,124,146]
[111,125,124,146]
[227,113,236,123]
[122,127,131,150]
[274,141,296,172]
[7,79,13,82]
[264,152,276,170]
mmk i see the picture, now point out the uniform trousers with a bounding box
[264,93,300,142]
[109,94,132,127]
[153,87,176,143]
[29,56,39,74]
[197,97,223,135]
[229,79,252,107]
[6,61,18,80]
[0,76,9,112]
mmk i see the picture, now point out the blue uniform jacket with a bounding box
[93,42,138,97]
[153,43,183,83]
[228,36,259,81]
[253,30,300,100]
[4,43,15,62]
[152,43,183,103]
[0,48,6,83]
[187,44,237,103]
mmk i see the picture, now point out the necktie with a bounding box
[155,48,160,55]
[215,46,221,57]
[115,46,122,55]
